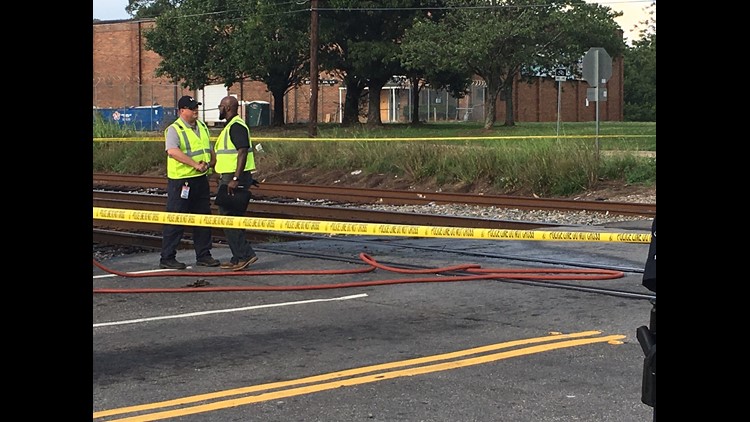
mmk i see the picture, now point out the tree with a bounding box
[320,0,442,126]
[217,1,310,126]
[623,1,656,121]
[143,2,222,90]
[144,0,310,126]
[398,3,472,124]
[319,1,388,126]
[126,0,180,19]
[400,13,474,124]
[400,0,624,129]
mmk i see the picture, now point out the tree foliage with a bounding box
[623,1,656,121]
[143,1,222,90]
[126,0,180,19]
[402,0,624,129]
[143,0,310,125]
[399,2,469,124]
[319,0,430,126]
[130,0,637,128]
[216,1,310,126]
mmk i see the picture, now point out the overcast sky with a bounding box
[93,0,654,42]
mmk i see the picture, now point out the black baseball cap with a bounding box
[178,96,202,109]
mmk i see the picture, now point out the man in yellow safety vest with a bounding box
[213,95,258,271]
[159,95,221,270]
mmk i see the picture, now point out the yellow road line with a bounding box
[94,330,625,420]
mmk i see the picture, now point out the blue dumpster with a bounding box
[94,106,177,131]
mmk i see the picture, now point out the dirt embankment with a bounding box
[253,164,655,203]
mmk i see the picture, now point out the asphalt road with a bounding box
[93,222,655,422]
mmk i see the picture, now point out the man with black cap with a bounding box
[159,95,220,269]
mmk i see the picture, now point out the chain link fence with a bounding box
[93,80,488,128]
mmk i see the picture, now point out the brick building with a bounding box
[93,19,623,127]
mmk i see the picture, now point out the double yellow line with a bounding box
[94,330,625,421]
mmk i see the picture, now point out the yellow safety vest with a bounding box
[214,115,256,175]
[165,118,212,179]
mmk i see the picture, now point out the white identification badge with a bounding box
[180,183,190,199]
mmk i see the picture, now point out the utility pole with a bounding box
[308,0,319,137]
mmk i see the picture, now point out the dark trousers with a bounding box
[160,175,214,261]
[218,171,256,263]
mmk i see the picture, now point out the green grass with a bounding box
[93,121,656,197]
[93,112,139,138]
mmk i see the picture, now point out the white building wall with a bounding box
[196,84,228,125]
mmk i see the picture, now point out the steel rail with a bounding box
[93,173,655,217]
[93,191,559,231]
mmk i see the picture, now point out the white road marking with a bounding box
[93,268,179,279]
[93,294,369,328]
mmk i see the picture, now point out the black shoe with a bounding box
[159,258,186,270]
[196,256,221,267]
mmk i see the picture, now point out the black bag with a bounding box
[214,184,252,213]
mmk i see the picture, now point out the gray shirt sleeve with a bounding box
[165,125,180,151]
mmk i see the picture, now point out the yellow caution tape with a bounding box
[93,207,651,244]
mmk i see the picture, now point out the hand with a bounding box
[227,178,239,195]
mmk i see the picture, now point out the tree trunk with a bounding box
[366,80,387,126]
[503,84,515,127]
[271,90,286,127]
[409,75,422,125]
[342,75,365,126]
[483,78,501,129]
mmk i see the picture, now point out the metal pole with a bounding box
[408,85,411,122]
[308,0,319,137]
[594,50,600,157]
[427,89,430,122]
[391,88,398,123]
[556,80,561,141]
[445,90,448,120]
[338,87,343,123]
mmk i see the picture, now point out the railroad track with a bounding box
[93,173,654,250]
[93,190,568,251]
[93,173,655,217]
[92,189,557,250]
[93,190,557,232]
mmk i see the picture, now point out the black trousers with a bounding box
[217,171,256,263]
[160,175,214,261]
